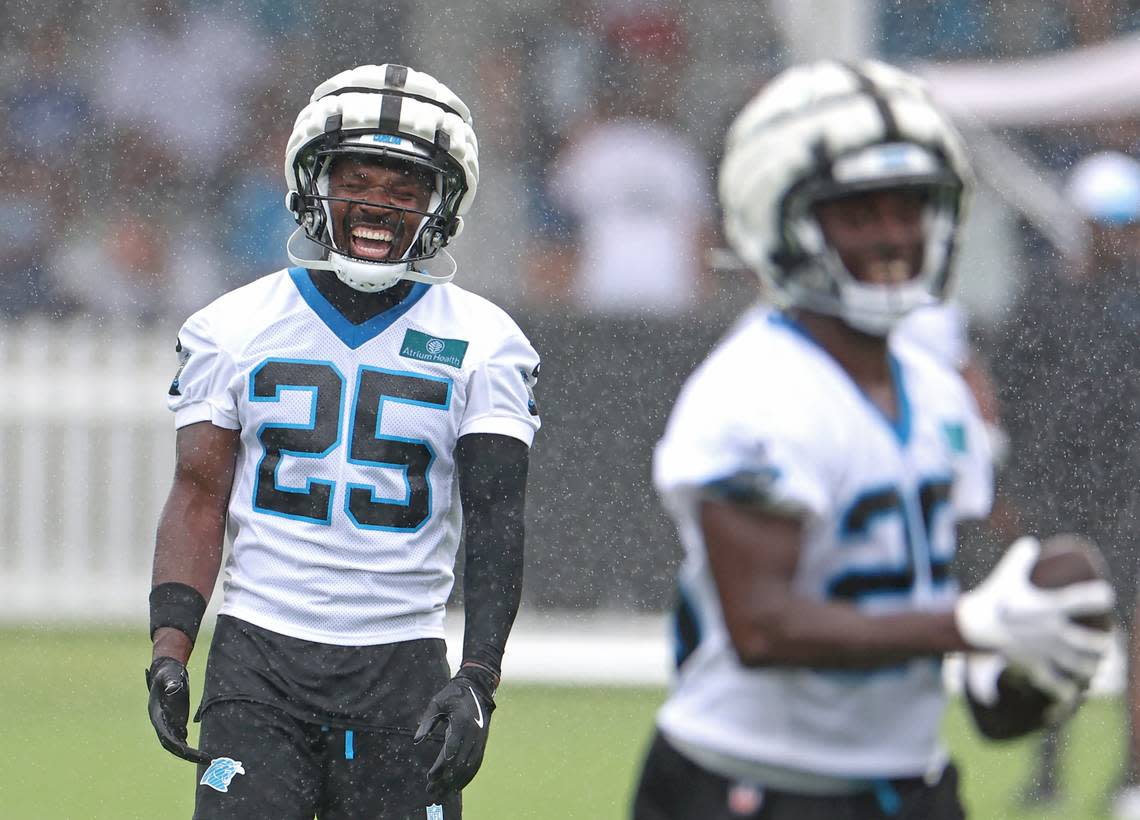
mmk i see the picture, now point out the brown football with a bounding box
[1030,533,1114,631]
[969,533,1115,741]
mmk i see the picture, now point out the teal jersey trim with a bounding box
[288,267,431,350]
[769,312,912,446]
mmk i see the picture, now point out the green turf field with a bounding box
[1,627,1127,819]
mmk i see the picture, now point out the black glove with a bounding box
[145,656,212,765]
[413,665,497,799]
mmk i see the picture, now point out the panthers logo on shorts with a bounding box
[200,757,246,793]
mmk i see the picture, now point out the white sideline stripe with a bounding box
[448,611,676,687]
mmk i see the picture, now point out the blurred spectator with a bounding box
[6,21,95,174]
[47,123,225,326]
[301,0,411,79]
[526,0,602,145]
[91,0,269,177]
[0,163,58,318]
[529,3,716,315]
[543,117,714,315]
[992,151,1140,816]
[216,81,297,283]
[515,0,605,237]
[0,19,94,318]
[45,204,222,327]
[229,0,316,40]
[880,0,1140,62]
[878,0,995,60]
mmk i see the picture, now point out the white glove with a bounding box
[955,536,1115,681]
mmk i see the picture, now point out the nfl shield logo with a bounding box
[426,804,444,820]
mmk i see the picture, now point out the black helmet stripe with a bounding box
[385,64,409,88]
[378,93,402,133]
[843,63,901,142]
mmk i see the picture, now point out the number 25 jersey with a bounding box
[653,308,992,780]
[168,268,541,646]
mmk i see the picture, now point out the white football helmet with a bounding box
[720,60,972,335]
[284,64,479,292]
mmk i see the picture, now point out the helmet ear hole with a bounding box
[770,247,804,272]
[425,228,445,253]
[306,206,325,238]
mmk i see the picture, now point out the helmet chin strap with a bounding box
[286,228,457,293]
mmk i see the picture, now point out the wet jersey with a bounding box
[653,308,992,782]
[168,267,541,646]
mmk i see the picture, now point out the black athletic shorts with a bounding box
[194,700,459,820]
[197,615,451,730]
[631,731,966,820]
[192,615,457,819]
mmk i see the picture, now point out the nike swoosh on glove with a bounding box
[413,665,497,800]
[145,656,212,765]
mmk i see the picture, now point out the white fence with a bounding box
[0,320,175,620]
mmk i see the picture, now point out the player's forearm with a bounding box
[459,467,525,675]
[153,490,226,594]
[461,524,524,676]
[152,626,195,665]
[456,433,529,677]
[728,595,968,669]
[150,474,229,663]
[151,423,236,604]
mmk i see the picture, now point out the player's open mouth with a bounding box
[865,259,913,284]
[350,225,396,260]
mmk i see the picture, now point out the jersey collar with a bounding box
[768,311,912,446]
[288,267,431,350]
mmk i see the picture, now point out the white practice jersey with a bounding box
[654,308,992,782]
[168,268,541,645]
[893,301,969,372]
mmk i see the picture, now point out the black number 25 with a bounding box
[250,359,451,531]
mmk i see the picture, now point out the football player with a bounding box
[631,60,1115,820]
[145,64,540,820]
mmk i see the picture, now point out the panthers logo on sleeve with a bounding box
[168,338,192,397]
[704,465,782,506]
[520,362,540,416]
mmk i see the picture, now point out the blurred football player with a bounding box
[631,60,1115,820]
[145,64,541,819]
